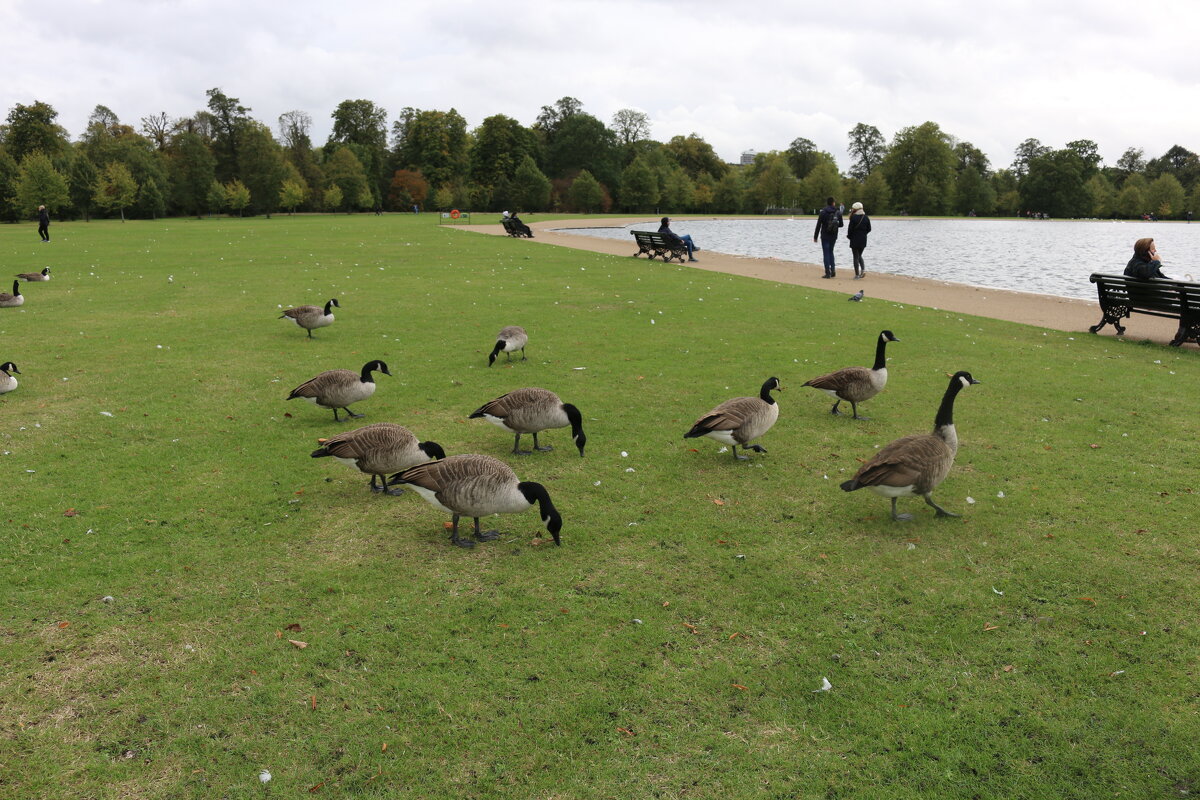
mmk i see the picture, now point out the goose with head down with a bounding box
[488,326,528,366]
[311,422,445,495]
[469,387,586,456]
[287,360,390,421]
[388,454,562,549]
[684,377,782,460]
[840,371,980,521]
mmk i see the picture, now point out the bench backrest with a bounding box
[1090,273,1200,316]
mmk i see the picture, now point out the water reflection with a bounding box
[557,219,1199,301]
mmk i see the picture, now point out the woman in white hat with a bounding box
[846,202,871,279]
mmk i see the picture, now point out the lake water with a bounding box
[556,218,1200,301]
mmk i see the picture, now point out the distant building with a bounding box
[740,150,756,166]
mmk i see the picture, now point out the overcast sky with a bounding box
[2,0,1196,171]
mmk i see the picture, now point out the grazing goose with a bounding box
[803,330,899,420]
[16,268,51,282]
[287,360,390,421]
[0,361,19,395]
[0,281,23,308]
[469,387,586,456]
[488,325,528,365]
[280,298,339,338]
[840,370,980,521]
[684,377,782,460]
[387,453,562,548]
[311,422,446,495]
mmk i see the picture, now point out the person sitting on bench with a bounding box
[510,212,534,238]
[658,217,698,261]
[1124,237,1170,280]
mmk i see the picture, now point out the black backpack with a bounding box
[823,210,841,235]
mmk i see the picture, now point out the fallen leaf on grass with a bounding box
[308,782,324,792]
[1089,444,1101,449]
[57,621,70,629]
[285,623,303,632]
[712,498,725,506]
[289,639,308,649]
[381,743,388,752]
[662,601,670,607]
[983,623,999,631]
[443,521,454,530]
[682,622,699,634]
[731,684,748,691]
[63,508,78,517]
[1003,665,1016,672]
[617,727,635,737]
[311,695,317,710]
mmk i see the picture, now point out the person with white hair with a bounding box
[846,202,872,279]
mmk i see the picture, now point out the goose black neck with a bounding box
[360,360,387,381]
[759,379,778,404]
[563,403,583,434]
[518,481,562,544]
[934,378,965,429]
[324,299,335,314]
[872,336,890,370]
[11,281,19,295]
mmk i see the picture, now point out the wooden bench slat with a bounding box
[1088,272,1200,346]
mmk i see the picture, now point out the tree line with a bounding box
[1,91,1196,221]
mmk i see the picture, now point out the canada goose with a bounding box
[16,268,50,282]
[803,330,899,420]
[840,371,980,521]
[311,422,445,494]
[0,281,23,308]
[0,362,19,394]
[684,377,782,460]
[469,387,586,456]
[287,360,391,421]
[387,453,562,548]
[488,325,528,366]
[280,298,339,337]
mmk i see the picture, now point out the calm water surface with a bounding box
[557,219,1200,301]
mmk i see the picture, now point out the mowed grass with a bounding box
[1,214,1197,799]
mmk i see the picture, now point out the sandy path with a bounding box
[457,217,1185,346]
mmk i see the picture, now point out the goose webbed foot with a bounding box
[532,433,553,452]
[731,446,749,461]
[344,408,365,419]
[369,476,386,493]
[891,498,914,522]
[306,329,313,339]
[384,486,406,496]
[830,403,842,416]
[472,519,501,541]
[926,496,959,517]
[449,515,476,548]
[745,444,767,454]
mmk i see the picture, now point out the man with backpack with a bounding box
[813,196,842,278]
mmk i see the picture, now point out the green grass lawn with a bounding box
[1,214,1197,799]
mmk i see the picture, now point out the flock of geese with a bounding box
[0,268,51,396]
[271,299,980,544]
[2,265,980,548]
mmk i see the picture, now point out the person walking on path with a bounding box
[37,205,50,242]
[846,202,872,279]
[658,217,699,261]
[813,197,842,278]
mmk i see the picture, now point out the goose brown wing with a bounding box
[804,366,872,396]
[320,423,411,459]
[282,305,320,320]
[397,454,514,499]
[850,434,952,488]
[690,396,756,433]
[288,369,355,399]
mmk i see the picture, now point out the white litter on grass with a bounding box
[906,543,917,551]
[992,587,1004,596]
[102,595,114,603]
[100,411,113,417]
[813,677,833,693]
[650,319,655,324]
[717,446,728,453]
[966,496,976,504]
[997,491,1005,498]
[632,618,643,625]
[625,468,636,473]
[620,451,628,458]
[258,770,272,783]
[593,481,601,486]
[572,367,586,370]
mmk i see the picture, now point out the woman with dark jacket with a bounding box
[846,202,871,279]
[1124,238,1169,280]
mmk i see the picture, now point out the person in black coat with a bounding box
[846,202,872,279]
[1124,238,1170,280]
[37,205,50,242]
[812,197,842,277]
[658,217,698,261]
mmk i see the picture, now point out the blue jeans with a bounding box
[820,235,837,275]
[679,234,697,259]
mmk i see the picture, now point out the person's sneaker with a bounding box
[688,257,698,262]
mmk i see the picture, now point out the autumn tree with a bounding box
[389,169,429,210]
[93,161,138,220]
[224,178,251,216]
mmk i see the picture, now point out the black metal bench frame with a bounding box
[632,231,687,263]
[502,219,533,238]
[1089,272,1200,346]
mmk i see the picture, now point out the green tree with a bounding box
[784,137,820,179]
[327,99,388,205]
[1114,183,1145,218]
[238,121,287,216]
[93,161,138,220]
[469,114,540,197]
[1064,139,1102,179]
[749,153,797,210]
[713,170,747,213]
[139,178,166,219]
[881,122,956,214]
[323,185,343,211]
[611,109,651,147]
[1146,145,1200,189]
[391,107,470,193]
[953,167,995,215]
[858,169,892,214]
[68,148,98,220]
[205,88,253,182]
[618,156,659,211]
[279,178,308,214]
[544,113,619,187]
[1011,137,1050,179]
[509,155,551,211]
[1115,147,1147,181]
[14,150,71,216]
[1145,173,1186,218]
[1085,174,1116,217]
[846,123,887,180]
[534,96,583,138]
[664,134,728,180]
[0,145,20,221]
[323,146,371,213]
[1020,150,1090,217]
[568,169,604,212]
[170,131,217,218]
[279,110,324,211]
[206,179,227,216]
[4,101,71,162]
[224,179,251,216]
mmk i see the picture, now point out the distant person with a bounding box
[813,196,842,278]
[502,210,511,220]
[37,204,50,242]
[658,217,698,261]
[846,202,872,279]
[1124,238,1170,280]
[509,212,533,238]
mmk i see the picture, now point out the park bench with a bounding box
[502,219,534,238]
[631,231,687,263]
[1088,272,1200,346]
